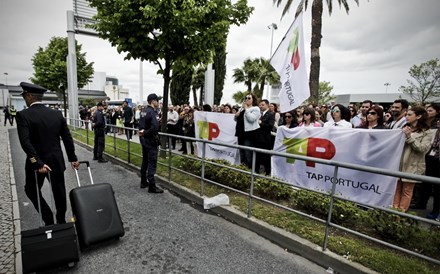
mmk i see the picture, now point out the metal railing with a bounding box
[67,118,440,265]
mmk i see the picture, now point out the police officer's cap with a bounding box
[147,93,162,102]
[20,82,47,95]
[96,102,103,107]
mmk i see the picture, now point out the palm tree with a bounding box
[273,0,359,104]
[232,58,257,92]
[233,57,280,99]
[253,57,280,98]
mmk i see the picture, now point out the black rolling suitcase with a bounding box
[21,171,79,274]
[69,161,125,249]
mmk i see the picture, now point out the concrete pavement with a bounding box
[7,127,327,274]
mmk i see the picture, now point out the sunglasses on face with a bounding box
[331,109,340,113]
[245,96,252,100]
[303,113,310,116]
[285,115,292,118]
[367,112,377,115]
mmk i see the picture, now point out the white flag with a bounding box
[270,12,310,113]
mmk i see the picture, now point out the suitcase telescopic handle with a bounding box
[74,161,94,187]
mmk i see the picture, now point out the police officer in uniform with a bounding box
[138,93,163,193]
[93,102,108,163]
[16,82,79,225]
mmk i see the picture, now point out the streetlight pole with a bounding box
[266,23,277,100]
[384,82,391,93]
[268,23,277,58]
[3,72,8,87]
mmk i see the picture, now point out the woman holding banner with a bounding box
[393,106,434,212]
[235,93,260,168]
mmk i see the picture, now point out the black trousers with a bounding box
[167,124,178,149]
[420,155,440,214]
[94,128,105,158]
[124,121,133,140]
[24,169,67,225]
[140,144,158,188]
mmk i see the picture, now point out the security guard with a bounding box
[93,102,108,163]
[138,93,163,193]
[9,105,17,126]
[16,82,79,225]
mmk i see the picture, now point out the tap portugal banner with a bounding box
[194,111,240,165]
[272,127,406,208]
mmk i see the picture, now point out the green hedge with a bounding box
[176,156,440,259]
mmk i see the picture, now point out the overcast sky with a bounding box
[1,0,439,104]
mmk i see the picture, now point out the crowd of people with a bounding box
[79,95,439,219]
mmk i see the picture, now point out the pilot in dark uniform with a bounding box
[16,82,79,225]
[138,93,163,193]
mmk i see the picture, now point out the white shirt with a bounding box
[167,110,179,125]
[324,119,352,128]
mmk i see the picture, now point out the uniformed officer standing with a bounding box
[93,102,108,163]
[138,93,163,193]
[16,82,79,225]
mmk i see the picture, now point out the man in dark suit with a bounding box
[16,82,79,225]
[255,99,275,175]
[122,100,134,140]
[93,102,108,163]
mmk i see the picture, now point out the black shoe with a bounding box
[140,183,148,189]
[182,151,187,155]
[148,186,164,193]
[93,157,98,160]
[98,158,108,163]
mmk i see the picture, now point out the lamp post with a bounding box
[268,23,278,58]
[266,23,277,100]
[3,72,8,87]
[384,82,391,93]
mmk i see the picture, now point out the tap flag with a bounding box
[270,12,310,113]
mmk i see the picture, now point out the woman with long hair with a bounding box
[280,110,298,129]
[299,107,322,127]
[358,106,386,129]
[393,106,434,212]
[234,93,261,168]
[269,103,281,132]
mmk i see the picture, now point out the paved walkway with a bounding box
[6,126,326,274]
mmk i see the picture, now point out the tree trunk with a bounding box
[160,56,171,158]
[199,86,204,106]
[309,0,323,105]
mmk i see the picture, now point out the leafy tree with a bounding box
[88,0,254,143]
[306,80,335,105]
[214,45,227,105]
[31,37,94,117]
[232,57,279,99]
[273,0,360,104]
[399,58,440,104]
[192,66,206,107]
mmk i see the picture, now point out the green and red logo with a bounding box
[283,138,336,167]
[288,28,300,70]
[197,121,220,140]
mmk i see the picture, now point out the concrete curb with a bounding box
[74,140,377,274]
[8,130,22,274]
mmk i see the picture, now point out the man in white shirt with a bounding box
[167,105,179,149]
[389,99,409,129]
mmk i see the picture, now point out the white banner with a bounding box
[272,127,406,208]
[270,12,310,113]
[194,112,240,165]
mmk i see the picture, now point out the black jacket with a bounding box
[255,111,275,146]
[16,104,77,172]
[138,106,159,147]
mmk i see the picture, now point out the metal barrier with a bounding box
[67,117,440,265]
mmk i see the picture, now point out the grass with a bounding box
[69,127,440,274]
